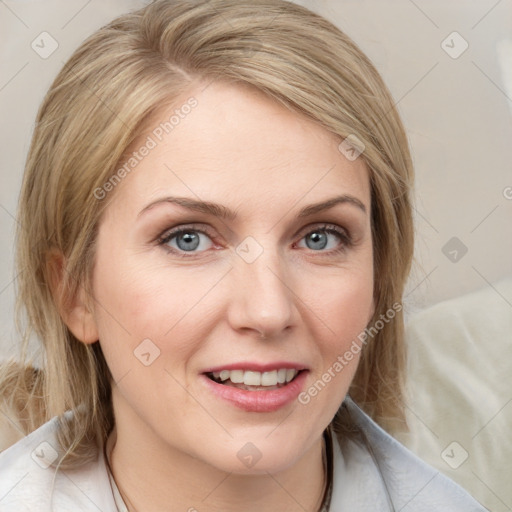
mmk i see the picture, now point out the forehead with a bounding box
[107,82,370,218]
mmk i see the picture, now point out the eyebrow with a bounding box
[138,194,367,220]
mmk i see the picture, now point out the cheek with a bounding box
[313,264,374,332]
[308,264,374,381]
[90,254,224,372]
[327,284,374,335]
[295,271,373,429]
[118,264,227,338]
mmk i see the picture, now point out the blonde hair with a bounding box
[2,0,413,466]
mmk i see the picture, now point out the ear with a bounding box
[47,249,99,344]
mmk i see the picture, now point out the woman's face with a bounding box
[89,82,374,474]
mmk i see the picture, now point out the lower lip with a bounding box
[201,371,308,413]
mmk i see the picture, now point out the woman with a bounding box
[0,0,486,510]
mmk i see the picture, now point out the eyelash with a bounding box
[157,223,353,258]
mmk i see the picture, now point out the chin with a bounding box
[195,430,320,476]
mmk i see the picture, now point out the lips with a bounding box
[201,362,308,412]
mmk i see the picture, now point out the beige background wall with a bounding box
[1,0,511,359]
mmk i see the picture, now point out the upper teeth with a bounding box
[212,369,299,386]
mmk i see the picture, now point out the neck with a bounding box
[108,396,327,511]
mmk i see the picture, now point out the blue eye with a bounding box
[297,226,349,252]
[160,229,214,253]
[158,223,351,258]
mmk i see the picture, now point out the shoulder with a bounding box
[330,397,488,511]
[0,414,116,511]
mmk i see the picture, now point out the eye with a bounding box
[296,224,351,252]
[157,223,351,257]
[159,227,214,254]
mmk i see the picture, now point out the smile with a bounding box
[201,364,308,412]
[207,368,300,390]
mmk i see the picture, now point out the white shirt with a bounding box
[0,398,487,511]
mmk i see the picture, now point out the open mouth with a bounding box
[206,369,303,391]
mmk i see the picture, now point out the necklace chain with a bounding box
[105,433,331,512]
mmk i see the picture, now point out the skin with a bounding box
[62,81,374,511]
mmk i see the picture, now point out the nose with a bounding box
[227,249,297,340]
